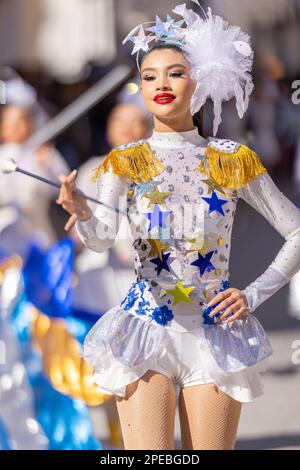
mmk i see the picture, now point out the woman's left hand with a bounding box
[207,288,250,323]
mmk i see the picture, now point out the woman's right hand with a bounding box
[56,169,93,231]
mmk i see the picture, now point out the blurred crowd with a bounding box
[0,64,154,449]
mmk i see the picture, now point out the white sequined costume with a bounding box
[75,128,300,403]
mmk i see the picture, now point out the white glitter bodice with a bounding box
[76,128,300,321]
[126,129,237,304]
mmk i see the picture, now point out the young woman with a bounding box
[56,3,300,450]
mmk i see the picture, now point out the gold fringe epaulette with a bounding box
[90,141,166,184]
[195,139,268,189]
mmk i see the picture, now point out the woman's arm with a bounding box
[75,167,129,253]
[237,172,300,313]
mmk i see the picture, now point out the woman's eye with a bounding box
[142,72,183,81]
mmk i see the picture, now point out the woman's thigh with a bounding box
[115,370,177,450]
[178,382,242,450]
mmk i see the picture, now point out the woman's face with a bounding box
[140,48,196,123]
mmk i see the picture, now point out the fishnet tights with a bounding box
[115,370,242,450]
[179,381,242,450]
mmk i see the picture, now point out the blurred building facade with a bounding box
[0,0,116,82]
[1,0,300,79]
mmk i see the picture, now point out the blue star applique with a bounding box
[164,15,184,29]
[146,15,184,37]
[150,252,171,275]
[191,251,215,276]
[201,191,228,216]
[146,15,170,36]
[144,203,171,231]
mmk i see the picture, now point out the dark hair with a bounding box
[138,41,204,136]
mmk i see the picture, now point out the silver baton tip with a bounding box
[0,157,17,174]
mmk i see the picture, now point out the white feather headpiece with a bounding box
[123,1,254,136]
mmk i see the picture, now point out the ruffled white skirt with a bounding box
[83,306,273,404]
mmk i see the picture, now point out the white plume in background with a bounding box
[1,67,37,108]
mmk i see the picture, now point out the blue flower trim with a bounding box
[202,279,235,325]
[120,277,174,326]
[151,305,174,326]
[120,278,145,311]
[135,299,151,316]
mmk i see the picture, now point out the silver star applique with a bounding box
[129,26,154,55]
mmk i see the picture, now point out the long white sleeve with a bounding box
[75,167,129,253]
[237,172,300,313]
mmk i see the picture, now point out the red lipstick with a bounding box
[153,93,176,105]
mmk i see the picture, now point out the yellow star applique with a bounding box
[166,281,196,305]
[202,178,230,197]
[217,237,224,246]
[143,189,172,207]
[186,240,212,255]
[148,239,171,260]
[185,228,204,252]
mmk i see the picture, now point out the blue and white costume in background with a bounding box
[75,128,300,403]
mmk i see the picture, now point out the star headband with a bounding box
[122,1,254,136]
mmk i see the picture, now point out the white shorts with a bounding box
[150,324,214,389]
[91,312,268,403]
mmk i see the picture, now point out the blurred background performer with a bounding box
[0,71,70,258]
[70,97,151,448]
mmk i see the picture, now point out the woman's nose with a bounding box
[156,76,170,90]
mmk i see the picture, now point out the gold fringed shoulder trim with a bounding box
[194,139,268,189]
[89,141,166,184]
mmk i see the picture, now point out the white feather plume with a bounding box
[176,6,254,136]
